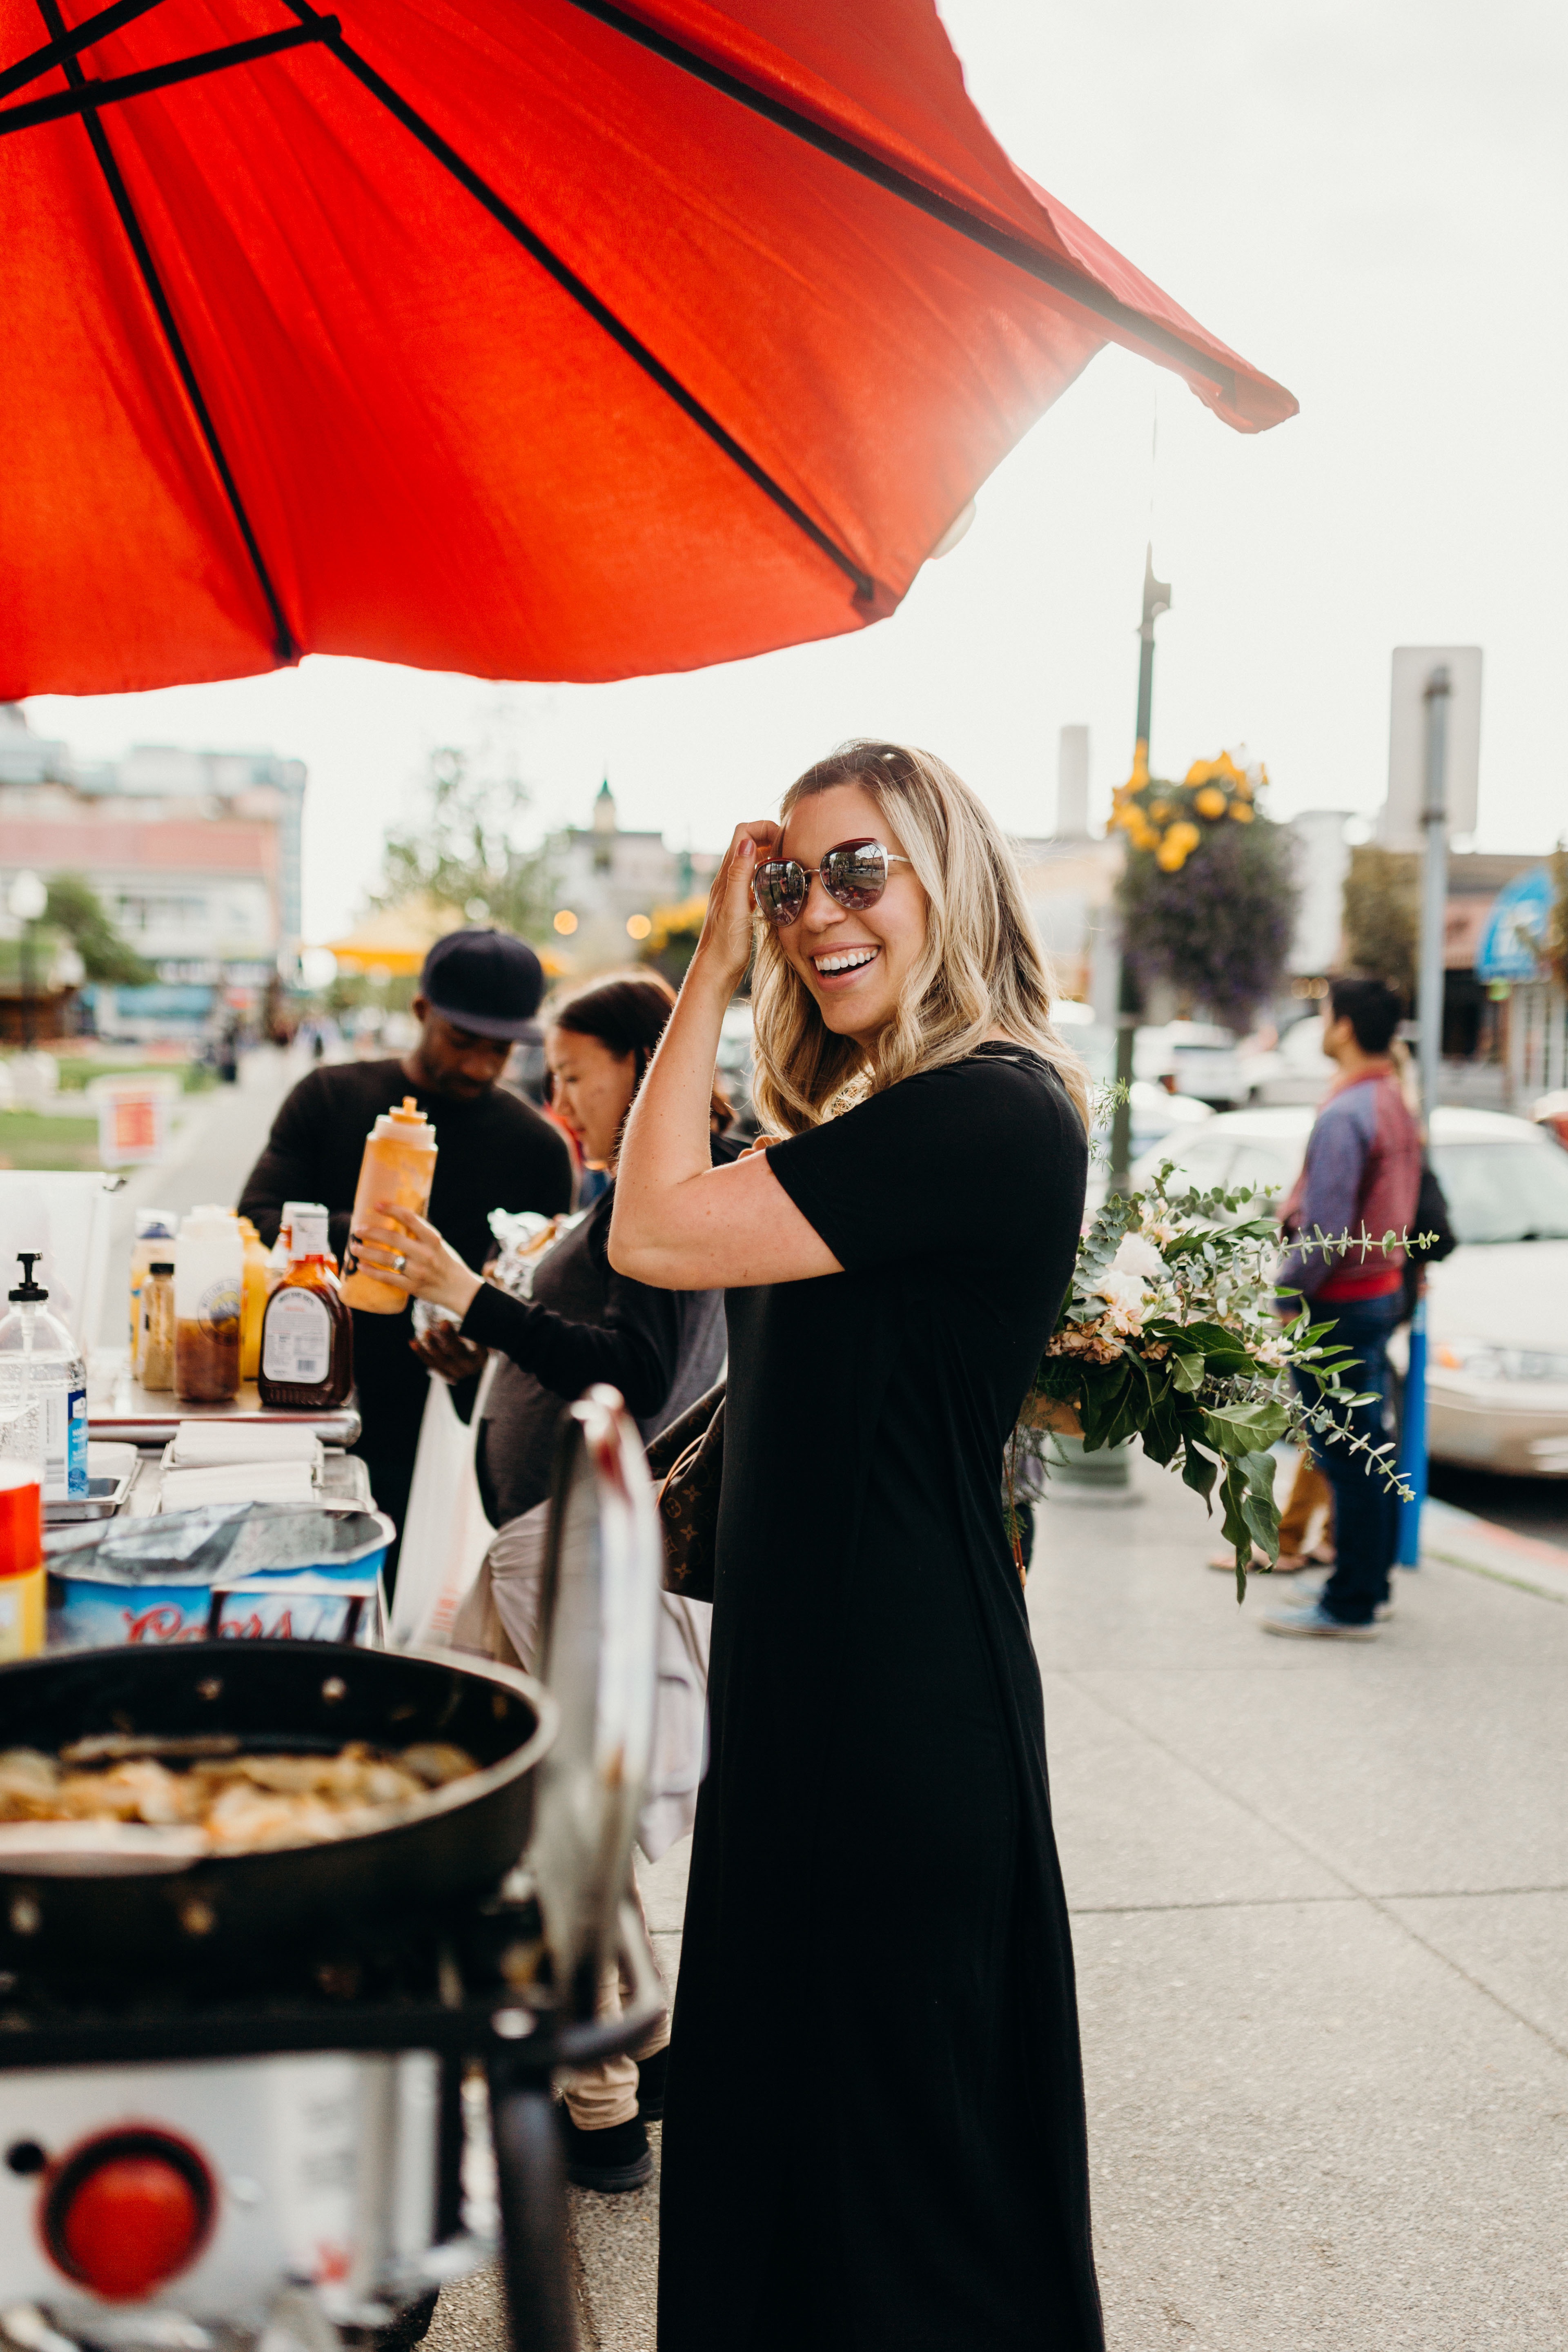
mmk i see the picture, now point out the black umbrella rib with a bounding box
[554,0,1238,408]
[1,0,173,103]
[0,23,331,138]
[31,0,298,662]
[274,0,877,604]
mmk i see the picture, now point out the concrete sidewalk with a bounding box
[432,1456,1568,2349]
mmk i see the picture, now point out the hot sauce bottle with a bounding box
[257,1205,354,1410]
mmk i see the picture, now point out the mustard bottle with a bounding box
[237,1216,272,1383]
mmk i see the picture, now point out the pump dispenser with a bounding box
[340,1097,438,1313]
[0,1254,89,1499]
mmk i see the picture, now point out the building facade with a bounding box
[0,706,305,1037]
[545,780,718,973]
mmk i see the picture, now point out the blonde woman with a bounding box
[612,743,1102,2352]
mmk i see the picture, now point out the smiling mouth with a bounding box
[812,946,881,977]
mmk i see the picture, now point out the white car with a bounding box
[1131,1105,1568,1478]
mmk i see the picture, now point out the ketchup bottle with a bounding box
[257,1205,354,1410]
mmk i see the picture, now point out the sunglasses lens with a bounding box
[822,842,889,910]
[753,860,807,924]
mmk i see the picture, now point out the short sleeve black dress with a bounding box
[657,1047,1103,2352]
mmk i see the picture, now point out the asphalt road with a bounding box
[97,1046,305,1346]
[1428,1460,1568,1550]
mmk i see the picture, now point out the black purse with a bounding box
[644,1381,725,1603]
[1401,1157,1458,1318]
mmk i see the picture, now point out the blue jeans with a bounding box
[1294,1291,1403,1626]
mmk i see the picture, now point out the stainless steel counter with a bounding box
[88,1356,361,1449]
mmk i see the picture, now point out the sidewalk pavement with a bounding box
[430,1453,1568,2350]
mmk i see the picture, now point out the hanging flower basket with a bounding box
[1109,749,1298,1030]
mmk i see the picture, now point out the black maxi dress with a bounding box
[657,1046,1103,2352]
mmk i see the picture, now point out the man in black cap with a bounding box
[239,930,573,1563]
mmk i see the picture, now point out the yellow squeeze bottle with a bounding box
[237,1216,272,1382]
[339,1098,438,1313]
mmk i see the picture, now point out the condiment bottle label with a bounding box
[43,1387,89,1501]
[263,1290,333,1384]
[198,1278,242,1335]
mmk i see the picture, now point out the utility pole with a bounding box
[1414,666,1451,1128]
[1107,546,1171,1190]
[1397,664,1451,1568]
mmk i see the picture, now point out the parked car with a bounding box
[1132,1105,1568,1477]
[1241,1014,1338,1106]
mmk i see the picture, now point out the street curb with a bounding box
[1419,1497,1568,1608]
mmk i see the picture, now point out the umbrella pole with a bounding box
[30,0,297,663]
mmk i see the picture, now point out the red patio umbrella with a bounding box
[1,0,1295,697]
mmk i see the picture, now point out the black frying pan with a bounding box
[0,1641,556,1962]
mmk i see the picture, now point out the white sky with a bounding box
[25,0,1568,943]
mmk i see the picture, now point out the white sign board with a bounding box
[89,1076,179,1169]
[1380,646,1482,850]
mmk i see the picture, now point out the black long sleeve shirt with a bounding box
[238,1058,573,1457]
[465,1145,735,1528]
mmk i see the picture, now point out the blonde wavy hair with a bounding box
[749,740,1091,1136]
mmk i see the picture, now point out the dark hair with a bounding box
[548,970,733,1131]
[1328,974,1403,1056]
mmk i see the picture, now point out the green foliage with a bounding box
[1341,845,1418,998]
[1021,1164,1414,1603]
[374,747,558,940]
[1547,838,1568,989]
[42,875,154,985]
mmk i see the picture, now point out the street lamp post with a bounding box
[1107,548,1171,1192]
[7,871,48,1053]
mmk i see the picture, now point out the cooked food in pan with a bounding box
[0,1737,479,1855]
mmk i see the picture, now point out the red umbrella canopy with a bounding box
[0,0,1296,697]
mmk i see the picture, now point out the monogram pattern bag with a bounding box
[644,1381,725,1603]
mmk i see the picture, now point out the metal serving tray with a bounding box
[41,1443,141,1527]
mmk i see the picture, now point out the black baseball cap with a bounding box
[420,929,546,1040]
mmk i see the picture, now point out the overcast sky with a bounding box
[24,0,1568,942]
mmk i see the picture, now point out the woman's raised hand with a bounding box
[690,820,782,992]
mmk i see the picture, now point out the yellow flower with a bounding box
[1168,822,1201,855]
[1147,798,1172,822]
[1194,785,1228,819]
[1228,799,1255,822]
[1156,835,1189,872]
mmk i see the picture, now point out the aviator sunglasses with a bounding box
[752,837,911,927]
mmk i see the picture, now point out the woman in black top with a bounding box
[612,742,1102,2352]
[359,969,735,1518]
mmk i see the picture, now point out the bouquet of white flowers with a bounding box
[1013,1161,1420,1599]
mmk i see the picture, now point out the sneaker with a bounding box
[1208,1546,1311,1574]
[1261,1600,1378,1640]
[557,2110,653,2192]
[635,2043,669,2123]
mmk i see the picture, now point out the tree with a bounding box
[1546,838,1568,989]
[43,874,154,984]
[1341,845,1419,999]
[374,746,557,939]
[1112,751,1298,1029]
[640,895,711,988]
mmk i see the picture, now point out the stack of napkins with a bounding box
[160,1459,317,1510]
[166,1423,324,1470]
[159,1422,323,1511]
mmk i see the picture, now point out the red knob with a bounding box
[46,2133,213,2301]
